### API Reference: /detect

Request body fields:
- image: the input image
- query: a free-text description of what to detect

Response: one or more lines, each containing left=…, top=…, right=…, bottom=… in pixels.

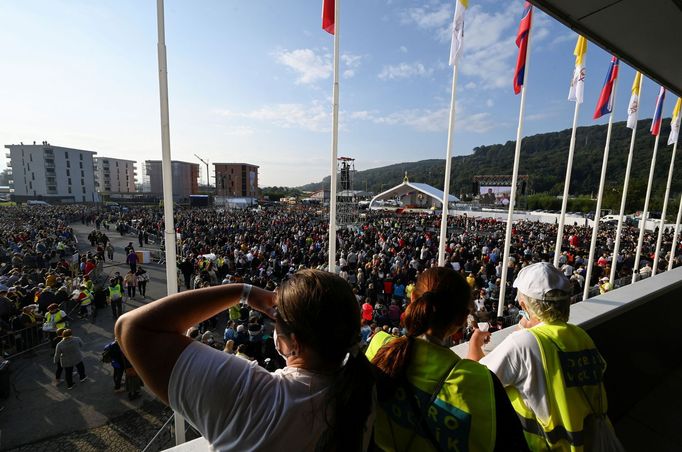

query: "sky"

left=0, top=0, right=674, bottom=187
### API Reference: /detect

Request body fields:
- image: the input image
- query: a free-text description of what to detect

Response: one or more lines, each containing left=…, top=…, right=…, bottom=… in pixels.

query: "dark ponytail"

left=371, top=267, right=471, bottom=381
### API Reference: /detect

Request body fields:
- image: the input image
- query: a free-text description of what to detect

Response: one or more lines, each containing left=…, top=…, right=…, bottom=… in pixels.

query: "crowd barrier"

left=0, top=324, right=49, bottom=358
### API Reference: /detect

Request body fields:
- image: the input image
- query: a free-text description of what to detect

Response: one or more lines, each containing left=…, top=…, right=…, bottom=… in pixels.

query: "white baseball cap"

left=513, top=262, right=571, bottom=300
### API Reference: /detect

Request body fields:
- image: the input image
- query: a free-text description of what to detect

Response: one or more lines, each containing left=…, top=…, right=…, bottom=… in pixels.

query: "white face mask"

left=273, top=329, right=295, bottom=360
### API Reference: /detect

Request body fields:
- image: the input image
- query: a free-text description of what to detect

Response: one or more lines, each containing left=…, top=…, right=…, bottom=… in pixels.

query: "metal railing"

left=0, top=324, right=49, bottom=358
left=142, top=414, right=201, bottom=452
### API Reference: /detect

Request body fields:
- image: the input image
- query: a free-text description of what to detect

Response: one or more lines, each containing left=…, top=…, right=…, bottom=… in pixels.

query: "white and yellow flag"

left=668, top=98, right=681, bottom=145
left=626, top=71, right=642, bottom=129
left=568, top=36, right=587, bottom=103
left=449, top=0, right=468, bottom=66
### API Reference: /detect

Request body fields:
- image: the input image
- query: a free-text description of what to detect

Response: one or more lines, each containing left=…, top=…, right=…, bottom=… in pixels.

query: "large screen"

left=479, top=185, right=512, bottom=206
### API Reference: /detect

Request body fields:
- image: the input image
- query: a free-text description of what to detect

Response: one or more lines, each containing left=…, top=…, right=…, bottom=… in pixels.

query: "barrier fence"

left=0, top=324, right=49, bottom=358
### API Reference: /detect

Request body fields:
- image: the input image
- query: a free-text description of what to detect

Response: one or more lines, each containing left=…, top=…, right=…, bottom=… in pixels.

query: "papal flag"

left=449, top=0, right=469, bottom=66
left=668, top=98, right=681, bottom=145
left=626, top=71, right=642, bottom=129
left=568, top=36, right=587, bottom=103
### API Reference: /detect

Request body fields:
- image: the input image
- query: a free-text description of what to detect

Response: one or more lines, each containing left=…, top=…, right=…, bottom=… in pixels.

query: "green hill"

left=299, top=118, right=680, bottom=212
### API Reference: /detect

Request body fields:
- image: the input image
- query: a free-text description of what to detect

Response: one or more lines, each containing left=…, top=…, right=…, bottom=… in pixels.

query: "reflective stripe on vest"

left=509, top=323, right=606, bottom=452
left=366, top=332, right=496, bottom=452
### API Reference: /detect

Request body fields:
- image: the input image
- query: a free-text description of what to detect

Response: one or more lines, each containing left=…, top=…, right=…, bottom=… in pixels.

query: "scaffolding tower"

left=336, top=157, right=358, bottom=229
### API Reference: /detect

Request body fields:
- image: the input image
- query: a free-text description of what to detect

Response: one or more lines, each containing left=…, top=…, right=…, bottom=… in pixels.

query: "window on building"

left=82, top=186, right=86, bottom=194
left=79, top=162, right=83, bottom=169
left=66, top=161, right=70, bottom=168
left=65, top=152, right=69, bottom=159
left=32, top=173, right=35, bottom=181
left=27, top=163, right=30, bottom=171
left=29, top=181, right=32, bottom=190
left=29, top=154, right=32, bottom=162
left=68, top=178, right=72, bottom=185
left=81, top=170, right=84, bottom=178
left=80, top=154, right=83, bottom=161
left=81, top=179, right=84, bottom=186
left=66, top=169, right=70, bottom=177
left=68, top=187, right=72, bottom=194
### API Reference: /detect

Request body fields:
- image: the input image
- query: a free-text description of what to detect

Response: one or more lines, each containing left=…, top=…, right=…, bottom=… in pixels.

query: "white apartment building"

left=94, top=157, right=136, bottom=194
left=5, top=142, right=98, bottom=203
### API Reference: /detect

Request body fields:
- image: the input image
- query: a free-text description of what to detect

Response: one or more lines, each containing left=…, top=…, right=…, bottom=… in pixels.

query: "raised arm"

left=115, top=283, right=275, bottom=403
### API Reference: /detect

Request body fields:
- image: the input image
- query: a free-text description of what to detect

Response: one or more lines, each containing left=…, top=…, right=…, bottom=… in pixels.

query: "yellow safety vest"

left=366, top=332, right=496, bottom=452
left=506, top=323, right=607, bottom=451
left=80, top=289, right=93, bottom=306
left=109, top=284, right=123, bottom=300
left=46, top=310, right=67, bottom=330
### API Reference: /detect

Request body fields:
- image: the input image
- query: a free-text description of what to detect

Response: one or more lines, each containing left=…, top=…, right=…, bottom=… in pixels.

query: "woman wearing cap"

left=367, top=267, right=527, bottom=451
left=468, top=262, right=619, bottom=451
left=115, top=269, right=375, bottom=451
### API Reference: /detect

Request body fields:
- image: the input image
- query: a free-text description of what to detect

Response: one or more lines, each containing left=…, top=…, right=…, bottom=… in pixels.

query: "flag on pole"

left=626, top=71, right=642, bottom=129
left=568, top=36, right=587, bottom=103
left=322, top=0, right=335, bottom=34
left=593, top=57, right=619, bottom=119
left=651, top=87, right=666, bottom=136
left=449, top=0, right=469, bottom=66
left=513, top=2, right=533, bottom=95
left=667, top=98, right=681, bottom=145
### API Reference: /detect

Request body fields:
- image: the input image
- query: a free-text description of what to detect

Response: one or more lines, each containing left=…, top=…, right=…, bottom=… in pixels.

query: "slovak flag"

left=651, top=87, right=666, bottom=136
left=513, top=2, right=533, bottom=95
left=593, top=57, right=619, bottom=119
left=322, top=0, right=335, bottom=35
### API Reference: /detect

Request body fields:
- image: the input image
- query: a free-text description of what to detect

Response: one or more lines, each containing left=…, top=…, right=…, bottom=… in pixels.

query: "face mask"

left=273, top=329, right=295, bottom=360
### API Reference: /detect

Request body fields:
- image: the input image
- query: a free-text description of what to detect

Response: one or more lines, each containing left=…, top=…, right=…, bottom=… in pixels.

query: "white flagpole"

left=155, top=0, right=184, bottom=444
left=553, top=100, right=581, bottom=268
left=668, top=194, right=682, bottom=271
left=498, top=24, right=533, bottom=318
left=653, top=138, right=679, bottom=273
left=327, top=0, right=340, bottom=273
left=583, top=76, right=619, bottom=301
left=438, top=67, right=459, bottom=267
left=610, top=113, right=641, bottom=284
left=632, top=133, right=662, bottom=283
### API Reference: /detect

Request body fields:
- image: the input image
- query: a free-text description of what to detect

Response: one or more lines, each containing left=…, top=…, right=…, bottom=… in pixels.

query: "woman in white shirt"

left=115, top=269, right=374, bottom=451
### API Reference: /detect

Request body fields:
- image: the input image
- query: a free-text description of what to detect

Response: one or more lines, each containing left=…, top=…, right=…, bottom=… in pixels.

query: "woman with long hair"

left=367, top=267, right=527, bottom=451
left=116, top=269, right=374, bottom=451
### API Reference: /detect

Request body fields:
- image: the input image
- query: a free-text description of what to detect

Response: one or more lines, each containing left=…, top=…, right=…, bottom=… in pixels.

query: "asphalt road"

left=0, top=222, right=177, bottom=451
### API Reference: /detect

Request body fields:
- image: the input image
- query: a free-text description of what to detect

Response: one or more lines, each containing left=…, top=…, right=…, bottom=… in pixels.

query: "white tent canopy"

left=369, top=174, right=459, bottom=209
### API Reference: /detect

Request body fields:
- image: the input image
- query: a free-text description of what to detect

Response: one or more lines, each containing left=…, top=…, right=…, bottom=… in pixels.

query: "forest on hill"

left=297, top=117, right=681, bottom=213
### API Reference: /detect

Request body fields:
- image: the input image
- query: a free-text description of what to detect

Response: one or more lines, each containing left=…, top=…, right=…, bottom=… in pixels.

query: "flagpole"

left=553, top=100, right=581, bottom=267
left=610, top=116, right=640, bottom=284
left=668, top=194, right=682, bottom=271
left=327, top=0, right=340, bottom=273
left=583, top=76, right=619, bottom=301
left=438, top=67, right=459, bottom=267
left=632, top=133, right=661, bottom=282
left=653, top=139, right=678, bottom=273
left=498, top=23, right=533, bottom=318
left=155, top=0, right=184, bottom=444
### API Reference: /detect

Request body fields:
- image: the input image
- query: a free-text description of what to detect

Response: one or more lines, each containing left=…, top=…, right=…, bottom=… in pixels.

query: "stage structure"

left=473, top=175, right=529, bottom=206
left=336, top=157, right=358, bottom=229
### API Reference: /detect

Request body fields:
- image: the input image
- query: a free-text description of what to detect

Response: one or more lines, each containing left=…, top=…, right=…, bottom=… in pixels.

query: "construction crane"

left=194, top=154, right=210, bottom=188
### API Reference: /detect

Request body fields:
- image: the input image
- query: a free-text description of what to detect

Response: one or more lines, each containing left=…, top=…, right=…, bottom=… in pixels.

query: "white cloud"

left=399, top=46, right=408, bottom=53
left=486, top=99, right=494, bottom=108
left=400, top=3, right=452, bottom=32
left=378, top=62, right=433, bottom=80
left=351, top=107, right=495, bottom=133
left=273, top=48, right=331, bottom=85
left=341, top=53, right=363, bottom=79
left=216, top=101, right=330, bottom=132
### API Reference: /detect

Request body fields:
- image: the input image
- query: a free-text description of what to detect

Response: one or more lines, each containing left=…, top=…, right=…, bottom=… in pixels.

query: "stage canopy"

left=369, top=174, right=459, bottom=209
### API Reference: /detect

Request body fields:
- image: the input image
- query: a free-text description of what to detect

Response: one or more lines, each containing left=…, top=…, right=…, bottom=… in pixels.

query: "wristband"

left=240, top=284, right=253, bottom=305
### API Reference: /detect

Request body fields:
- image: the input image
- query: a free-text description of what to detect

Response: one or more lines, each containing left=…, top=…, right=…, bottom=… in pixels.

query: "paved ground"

left=0, top=222, right=180, bottom=451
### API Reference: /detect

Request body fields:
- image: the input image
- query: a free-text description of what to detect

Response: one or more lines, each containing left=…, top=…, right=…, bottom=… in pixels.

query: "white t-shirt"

left=169, top=341, right=334, bottom=451
left=480, top=326, right=551, bottom=422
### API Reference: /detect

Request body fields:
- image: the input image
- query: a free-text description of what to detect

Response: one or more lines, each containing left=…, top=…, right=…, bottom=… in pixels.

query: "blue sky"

left=0, top=0, right=673, bottom=187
